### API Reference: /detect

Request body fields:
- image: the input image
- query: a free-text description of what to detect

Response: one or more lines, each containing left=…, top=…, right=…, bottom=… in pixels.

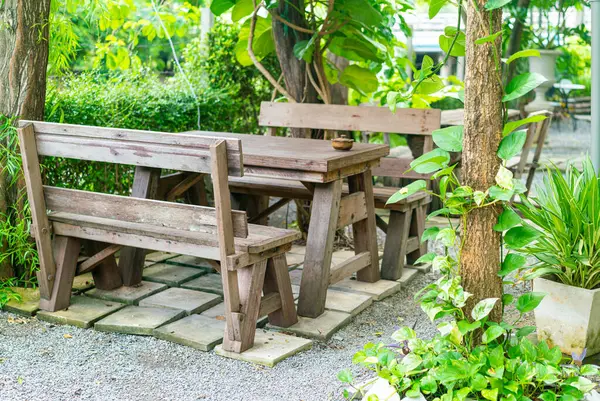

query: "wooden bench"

left=229, top=102, right=441, bottom=281
left=18, top=121, right=300, bottom=353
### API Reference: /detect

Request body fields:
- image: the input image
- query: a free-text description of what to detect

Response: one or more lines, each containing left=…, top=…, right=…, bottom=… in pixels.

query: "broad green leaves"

left=504, top=226, right=541, bottom=249
left=432, top=126, right=463, bottom=152
left=471, top=298, right=499, bottom=321
left=498, top=253, right=526, bottom=277
left=482, top=325, right=505, bottom=344
left=494, top=208, right=521, bottom=232
left=439, top=27, right=466, bottom=57
left=387, top=180, right=427, bottom=205
left=235, top=16, right=275, bottom=66
left=503, top=114, right=547, bottom=136
left=516, top=292, right=546, bottom=313
left=329, top=37, right=381, bottom=63
left=506, top=49, right=541, bottom=65
left=484, top=0, right=511, bottom=10
left=495, top=165, right=514, bottom=189
left=211, top=0, right=236, bottom=16
left=340, top=65, right=378, bottom=94
left=503, top=73, right=547, bottom=102
left=410, top=148, right=451, bottom=174
left=429, top=0, right=448, bottom=19
left=497, top=130, right=527, bottom=160
left=231, top=0, right=254, bottom=22
left=475, top=31, right=502, bottom=45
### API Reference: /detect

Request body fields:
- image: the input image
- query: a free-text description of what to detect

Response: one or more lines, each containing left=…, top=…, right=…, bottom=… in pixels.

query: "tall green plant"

left=507, top=159, right=600, bottom=290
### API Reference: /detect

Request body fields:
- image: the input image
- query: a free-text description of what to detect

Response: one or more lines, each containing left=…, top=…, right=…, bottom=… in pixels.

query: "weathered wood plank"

left=406, top=205, right=428, bottom=265
left=248, top=198, right=291, bottom=224
left=372, top=157, right=430, bottom=180
left=259, top=102, right=441, bottom=135
left=381, top=210, right=412, bottom=281
left=17, top=124, right=56, bottom=300
left=77, top=244, right=122, bottom=275
left=258, top=292, right=282, bottom=318
left=337, top=192, right=368, bottom=229
left=84, top=240, right=122, bottom=290
left=165, top=173, right=205, bottom=201
left=39, top=236, right=80, bottom=312
left=263, top=254, right=298, bottom=327
left=329, top=252, right=371, bottom=285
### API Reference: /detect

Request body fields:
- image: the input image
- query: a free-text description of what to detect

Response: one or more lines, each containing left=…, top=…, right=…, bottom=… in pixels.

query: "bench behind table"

left=228, top=102, right=440, bottom=281
left=18, top=121, right=299, bottom=353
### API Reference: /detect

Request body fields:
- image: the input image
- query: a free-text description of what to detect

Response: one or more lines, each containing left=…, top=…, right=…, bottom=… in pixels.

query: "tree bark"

left=272, top=0, right=318, bottom=138
left=461, top=1, right=504, bottom=322
left=0, top=0, right=52, bottom=279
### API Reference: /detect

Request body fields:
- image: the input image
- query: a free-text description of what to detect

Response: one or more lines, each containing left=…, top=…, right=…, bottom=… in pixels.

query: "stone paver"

left=215, top=330, right=312, bottom=367
left=322, top=289, right=373, bottom=316
left=145, top=251, right=176, bottom=263
left=2, top=287, right=40, bottom=316
left=72, top=273, right=95, bottom=292
left=167, top=255, right=214, bottom=271
left=37, top=296, right=125, bottom=328
left=407, top=263, right=432, bottom=274
left=142, top=263, right=205, bottom=287
left=289, top=269, right=302, bottom=286
left=86, top=281, right=167, bottom=305
left=270, top=310, right=352, bottom=341
left=397, top=267, right=419, bottom=287
left=286, top=253, right=304, bottom=267
left=180, top=274, right=223, bottom=296
left=95, top=305, right=185, bottom=335
left=154, top=314, right=225, bottom=351
left=139, top=288, right=221, bottom=315
left=330, top=278, right=401, bottom=301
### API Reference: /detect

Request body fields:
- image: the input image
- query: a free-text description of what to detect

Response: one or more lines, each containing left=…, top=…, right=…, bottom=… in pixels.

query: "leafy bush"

left=509, top=159, right=600, bottom=290
left=341, top=276, right=599, bottom=401
left=557, top=37, right=592, bottom=96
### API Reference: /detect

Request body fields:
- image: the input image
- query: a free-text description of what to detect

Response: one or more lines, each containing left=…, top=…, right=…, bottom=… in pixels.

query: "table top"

left=441, top=109, right=521, bottom=127
left=186, top=130, right=389, bottom=174
left=553, top=82, right=586, bottom=91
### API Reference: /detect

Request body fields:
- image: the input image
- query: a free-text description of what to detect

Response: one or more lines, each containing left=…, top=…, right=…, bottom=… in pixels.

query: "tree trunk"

left=0, top=0, right=52, bottom=279
left=461, top=1, right=504, bottom=322
left=506, top=0, right=531, bottom=82
left=272, top=0, right=318, bottom=138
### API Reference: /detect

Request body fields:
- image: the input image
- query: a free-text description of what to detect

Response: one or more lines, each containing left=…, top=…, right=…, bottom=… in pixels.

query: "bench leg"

left=118, top=166, right=161, bottom=286
left=39, top=236, right=80, bottom=312
left=85, top=240, right=123, bottom=290
left=298, top=179, right=342, bottom=318
left=406, top=205, right=428, bottom=265
left=264, top=254, right=298, bottom=327
left=222, top=259, right=268, bottom=353
left=348, top=170, right=380, bottom=283
left=381, top=210, right=412, bottom=281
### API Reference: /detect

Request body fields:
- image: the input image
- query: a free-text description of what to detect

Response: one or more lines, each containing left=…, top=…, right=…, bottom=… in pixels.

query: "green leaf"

left=502, top=114, right=548, bottom=136
left=439, top=28, right=466, bottom=57
left=421, top=227, right=440, bottom=243
left=329, top=37, right=381, bottom=63
left=474, top=190, right=486, bottom=206
left=337, top=369, right=353, bottom=383
left=494, top=208, right=521, bottom=231
left=387, top=180, right=427, bottom=205
left=401, top=353, right=422, bottom=372
left=392, top=326, right=417, bottom=341
left=503, top=73, right=548, bottom=102
left=502, top=294, right=514, bottom=305
left=457, top=319, right=480, bottom=334
left=416, top=75, right=445, bottom=95
left=231, top=0, right=253, bottom=22
left=488, top=345, right=505, bottom=367
left=210, top=0, right=236, bottom=15
left=504, top=226, right=541, bottom=249
left=484, top=0, right=511, bottom=9
left=432, top=126, right=463, bottom=152
left=495, top=165, right=514, bottom=189
left=339, top=65, right=378, bottom=95
left=498, top=130, right=527, bottom=160
left=506, top=49, right=541, bottom=65
left=488, top=186, right=514, bottom=201
left=475, top=31, right=502, bottom=45
left=482, top=326, right=505, bottom=344
left=293, top=38, right=315, bottom=63
left=429, top=0, right=448, bottom=18
left=581, top=365, right=600, bottom=376
left=436, top=228, right=456, bottom=247
left=471, top=298, right=499, bottom=321
left=516, top=326, right=536, bottom=338
left=498, top=253, right=526, bottom=277
left=482, top=388, right=498, bottom=401
left=516, top=292, right=545, bottom=313
left=539, top=391, right=557, bottom=401
left=410, top=148, right=451, bottom=174
left=337, top=0, right=383, bottom=26
left=414, top=253, right=436, bottom=265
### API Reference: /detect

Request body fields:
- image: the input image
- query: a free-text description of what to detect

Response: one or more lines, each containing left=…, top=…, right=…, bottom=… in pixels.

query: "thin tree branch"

left=306, top=62, right=327, bottom=101
left=271, top=73, right=284, bottom=101
left=269, top=10, right=315, bottom=34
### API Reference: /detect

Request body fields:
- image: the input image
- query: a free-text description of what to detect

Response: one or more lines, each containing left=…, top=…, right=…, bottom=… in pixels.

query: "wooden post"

left=381, top=210, right=412, bottom=280
left=39, top=236, right=80, bottom=312
left=85, top=241, right=123, bottom=290
left=263, top=254, right=298, bottom=327
left=118, top=166, right=160, bottom=286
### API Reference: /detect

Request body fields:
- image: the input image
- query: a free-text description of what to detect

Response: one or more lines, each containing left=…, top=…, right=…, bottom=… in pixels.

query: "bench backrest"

left=258, top=102, right=441, bottom=180
left=18, top=122, right=245, bottom=294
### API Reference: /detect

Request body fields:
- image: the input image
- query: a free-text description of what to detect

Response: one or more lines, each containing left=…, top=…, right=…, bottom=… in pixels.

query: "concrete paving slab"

left=288, top=245, right=306, bottom=255
left=407, top=263, right=432, bottom=273
left=289, top=269, right=303, bottom=286
left=145, top=251, right=176, bottom=263
left=397, top=267, right=419, bottom=287
left=180, top=274, right=223, bottom=296
left=154, top=314, right=224, bottom=351
left=330, top=278, right=401, bottom=301
left=215, top=330, right=312, bottom=367
left=2, top=287, right=40, bottom=316
left=323, top=289, right=373, bottom=316
left=139, top=288, right=221, bottom=315
left=95, top=305, right=185, bottom=335
left=37, top=296, right=125, bottom=328
left=142, top=263, right=205, bottom=287
left=269, top=310, right=352, bottom=341
left=72, top=273, right=95, bottom=292
left=167, top=255, right=214, bottom=271
left=201, top=303, right=268, bottom=327
left=286, top=253, right=305, bottom=267
left=86, top=281, right=167, bottom=305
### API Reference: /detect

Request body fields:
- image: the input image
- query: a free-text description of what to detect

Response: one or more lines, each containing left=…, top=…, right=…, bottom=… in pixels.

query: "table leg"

left=297, top=179, right=342, bottom=318
left=348, top=170, right=380, bottom=283
left=118, top=166, right=161, bottom=286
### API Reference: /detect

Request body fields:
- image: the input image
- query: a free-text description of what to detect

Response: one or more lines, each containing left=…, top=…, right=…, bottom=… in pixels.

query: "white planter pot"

left=527, top=49, right=561, bottom=111
left=534, top=277, right=600, bottom=356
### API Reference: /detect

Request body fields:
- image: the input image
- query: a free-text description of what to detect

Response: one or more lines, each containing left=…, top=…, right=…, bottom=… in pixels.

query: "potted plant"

left=506, top=159, right=600, bottom=356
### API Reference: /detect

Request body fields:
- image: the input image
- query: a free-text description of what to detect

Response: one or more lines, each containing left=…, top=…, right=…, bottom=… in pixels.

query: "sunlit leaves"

left=339, top=65, right=378, bottom=95
left=482, top=325, right=505, bottom=344
left=432, top=126, right=463, bottom=152
left=410, top=148, right=451, bottom=174
left=429, top=0, right=448, bottom=19
left=516, top=292, right=546, bottom=313
left=503, top=73, right=548, bottom=102
left=504, top=226, right=541, bottom=249
left=475, top=31, right=502, bottom=45
left=494, top=208, right=521, bottom=232
left=498, top=253, right=526, bottom=277
left=471, top=298, right=499, bottom=321
left=495, top=166, right=514, bottom=189
left=484, top=0, right=511, bottom=10
left=387, top=180, right=427, bottom=204
left=502, top=114, right=547, bottom=136
left=506, top=49, right=541, bottom=65
left=497, top=130, right=527, bottom=160
left=439, top=27, right=466, bottom=57
left=211, top=0, right=236, bottom=15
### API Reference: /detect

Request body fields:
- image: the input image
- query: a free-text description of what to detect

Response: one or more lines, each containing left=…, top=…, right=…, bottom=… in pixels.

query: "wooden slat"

left=381, top=210, right=412, bottom=280
left=77, top=244, right=122, bottom=275
left=21, top=121, right=244, bottom=176
left=165, top=173, right=205, bottom=201
left=39, top=236, right=80, bottom=312
left=258, top=292, right=282, bottom=317
left=83, top=240, right=123, bottom=290
left=329, top=252, right=372, bottom=285
left=44, top=186, right=249, bottom=238
left=259, top=102, right=441, bottom=135
left=248, top=198, right=291, bottom=224
left=372, top=157, right=430, bottom=180
left=262, top=254, right=298, bottom=327
left=18, top=124, right=56, bottom=299
left=337, top=192, right=368, bottom=229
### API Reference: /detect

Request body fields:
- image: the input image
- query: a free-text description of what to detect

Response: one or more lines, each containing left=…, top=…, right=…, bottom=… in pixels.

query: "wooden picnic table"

left=125, top=131, right=390, bottom=318
left=441, top=108, right=521, bottom=127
